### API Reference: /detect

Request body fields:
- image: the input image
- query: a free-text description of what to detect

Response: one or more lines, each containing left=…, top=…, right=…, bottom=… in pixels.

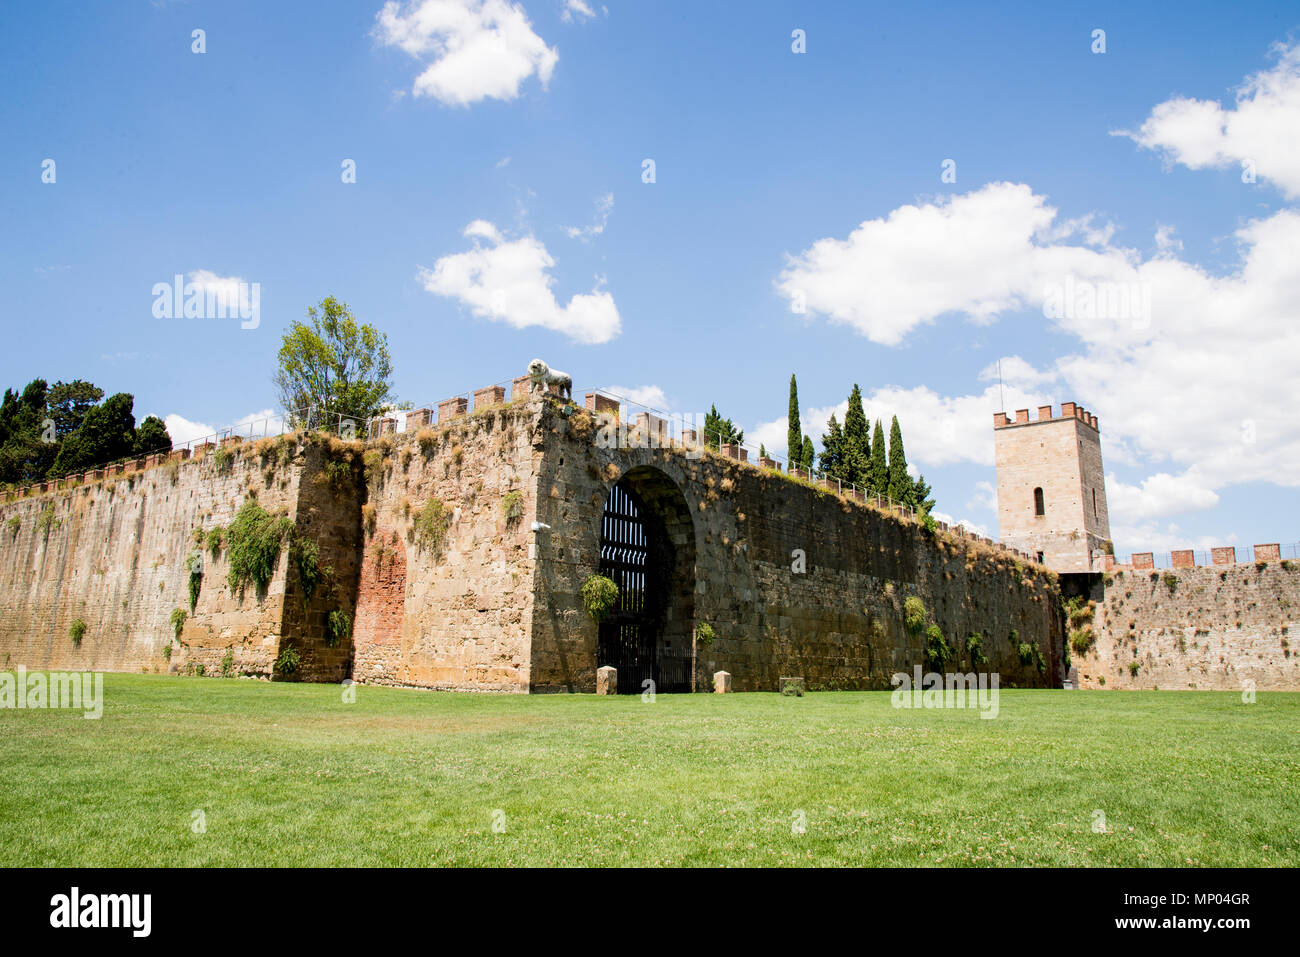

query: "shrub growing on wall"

left=326, top=608, right=351, bottom=648
left=185, top=552, right=203, bottom=611
left=226, top=501, right=294, bottom=593
left=69, top=618, right=87, bottom=647
left=275, top=645, right=301, bottom=678
left=170, top=608, right=187, bottom=640
left=924, top=624, right=951, bottom=671
left=414, top=498, right=451, bottom=551
left=696, top=621, right=716, bottom=646
left=582, top=574, right=619, bottom=623
left=501, top=490, right=524, bottom=522
left=903, top=596, right=926, bottom=634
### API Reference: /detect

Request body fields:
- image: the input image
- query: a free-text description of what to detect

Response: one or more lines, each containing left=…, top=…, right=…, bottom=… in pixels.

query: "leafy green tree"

left=887, top=415, right=910, bottom=504
left=907, top=472, right=936, bottom=516
left=274, top=296, right=396, bottom=427
left=869, top=418, right=888, bottom=495
left=787, top=374, right=801, bottom=465
left=134, top=415, right=173, bottom=455
left=703, top=404, right=744, bottom=449
left=801, top=435, right=815, bottom=470
left=46, top=380, right=103, bottom=442
left=819, top=414, right=845, bottom=477
left=0, top=379, right=51, bottom=484
left=52, top=393, right=137, bottom=475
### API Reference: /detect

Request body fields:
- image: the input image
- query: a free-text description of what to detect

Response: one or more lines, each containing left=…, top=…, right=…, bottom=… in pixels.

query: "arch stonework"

left=527, top=401, right=1061, bottom=692
left=595, top=466, right=697, bottom=692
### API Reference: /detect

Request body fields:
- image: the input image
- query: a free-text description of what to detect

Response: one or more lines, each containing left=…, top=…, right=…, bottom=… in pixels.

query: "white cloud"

left=775, top=182, right=1134, bottom=345
left=565, top=192, right=613, bottom=241
left=603, top=384, right=669, bottom=411
left=373, top=0, right=558, bottom=107
left=773, top=169, right=1300, bottom=527
left=185, top=269, right=256, bottom=315
left=561, top=0, right=595, bottom=22
left=495, top=156, right=511, bottom=168
left=1154, top=223, right=1183, bottom=252
left=1116, top=42, right=1300, bottom=198
left=420, top=220, right=621, bottom=343
left=1106, top=471, right=1220, bottom=524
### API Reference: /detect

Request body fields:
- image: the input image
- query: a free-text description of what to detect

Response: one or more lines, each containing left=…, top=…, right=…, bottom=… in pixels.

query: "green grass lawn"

left=1, top=674, right=1296, bottom=867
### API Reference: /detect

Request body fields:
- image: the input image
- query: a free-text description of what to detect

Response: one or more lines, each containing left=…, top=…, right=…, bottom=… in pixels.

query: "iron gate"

left=597, top=484, right=692, bottom=693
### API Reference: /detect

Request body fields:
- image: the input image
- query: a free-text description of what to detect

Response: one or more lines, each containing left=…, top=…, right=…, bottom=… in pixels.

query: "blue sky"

left=2, top=0, right=1298, bottom=556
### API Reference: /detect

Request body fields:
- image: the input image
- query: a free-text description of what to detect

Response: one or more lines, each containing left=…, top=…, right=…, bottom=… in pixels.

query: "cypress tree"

left=887, top=415, right=910, bottom=504
left=869, top=418, right=888, bottom=495
left=801, top=435, right=815, bottom=470
left=842, top=384, right=870, bottom=486
left=787, top=374, right=801, bottom=465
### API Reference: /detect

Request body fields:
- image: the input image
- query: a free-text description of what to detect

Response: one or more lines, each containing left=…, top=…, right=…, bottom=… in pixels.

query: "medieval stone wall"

left=532, top=403, right=1063, bottom=693
left=0, top=443, right=304, bottom=677
left=348, top=400, right=540, bottom=692
left=1074, top=561, right=1300, bottom=690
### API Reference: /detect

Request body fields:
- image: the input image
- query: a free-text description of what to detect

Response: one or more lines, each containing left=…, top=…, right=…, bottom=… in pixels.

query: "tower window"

left=1093, top=488, right=1098, bottom=519
left=1033, top=487, right=1045, bottom=517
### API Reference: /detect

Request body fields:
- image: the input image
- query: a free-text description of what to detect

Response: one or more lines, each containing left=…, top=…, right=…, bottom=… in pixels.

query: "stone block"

left=584, top=392, right=619, bottom=415
left=1131, top=552, right=1154, bottom=570
left=438, top=397, right=468, bottom=422
left=713, top=670, right=731, bottom=694
left=596, top=665, right=617, bottom=696
left=474, top=385, right=506, bottom=410
left=511, top=375, right=532, bottom=402
left=1171, top=549, right=1195, bottom=569
left=634, top=412, right=669, bottom=447
left=1254, top=543, right=1281, bottom=563
left=779, top=676, right=805, bottom=696
left=1211, top=546, right=1236, bottom=566
left=407, top=408, right=433, bottom=429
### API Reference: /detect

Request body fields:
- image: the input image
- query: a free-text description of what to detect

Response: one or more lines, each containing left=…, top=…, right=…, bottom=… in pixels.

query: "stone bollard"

left=779, top=676, right=805, bottom=697
left=713, top=671, right=731, bottom=694
left=596, top=666, right=617, bottom=696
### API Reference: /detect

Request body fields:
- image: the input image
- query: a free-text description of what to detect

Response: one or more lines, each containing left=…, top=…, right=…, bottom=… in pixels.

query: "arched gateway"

left=596, top=466, right=696, bottom=693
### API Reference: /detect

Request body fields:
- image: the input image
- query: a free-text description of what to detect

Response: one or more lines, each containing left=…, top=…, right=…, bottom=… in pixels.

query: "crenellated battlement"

left=993, top=401, right=1099, bottom=433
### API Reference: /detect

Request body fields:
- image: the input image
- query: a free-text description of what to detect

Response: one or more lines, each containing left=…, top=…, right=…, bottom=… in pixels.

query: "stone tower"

left=993, top=402, right=1111, bottom=573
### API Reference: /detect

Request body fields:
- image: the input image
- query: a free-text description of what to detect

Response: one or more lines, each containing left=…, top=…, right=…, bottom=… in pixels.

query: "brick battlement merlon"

left=993, top=401, right=1099, bottom=433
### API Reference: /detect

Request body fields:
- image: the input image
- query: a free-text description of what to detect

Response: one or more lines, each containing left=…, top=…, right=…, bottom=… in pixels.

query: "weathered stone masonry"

left=0, top=394, right=1064, bottom=692
left=1073, top=561, right=1300, bottom=691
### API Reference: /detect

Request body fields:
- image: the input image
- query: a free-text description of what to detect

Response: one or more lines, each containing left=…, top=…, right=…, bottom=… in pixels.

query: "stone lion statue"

left=527, top=358, right=572, bottom=400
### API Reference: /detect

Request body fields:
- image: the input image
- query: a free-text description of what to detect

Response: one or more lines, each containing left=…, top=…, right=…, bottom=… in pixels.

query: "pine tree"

left=801, top=435, right=815, bottom=470
left=842, top=384, right=870, bottom=486
left=887, top=415, right=910, bottom=504
left=787, top=374, right=801, bottom=465
left=908, top=473, right=936, bottom=516
left=820, top=414, right=845, bottom=478
left=703, top=404, right=743, bottom=449
left=869, top=418, right=888, bottom=495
